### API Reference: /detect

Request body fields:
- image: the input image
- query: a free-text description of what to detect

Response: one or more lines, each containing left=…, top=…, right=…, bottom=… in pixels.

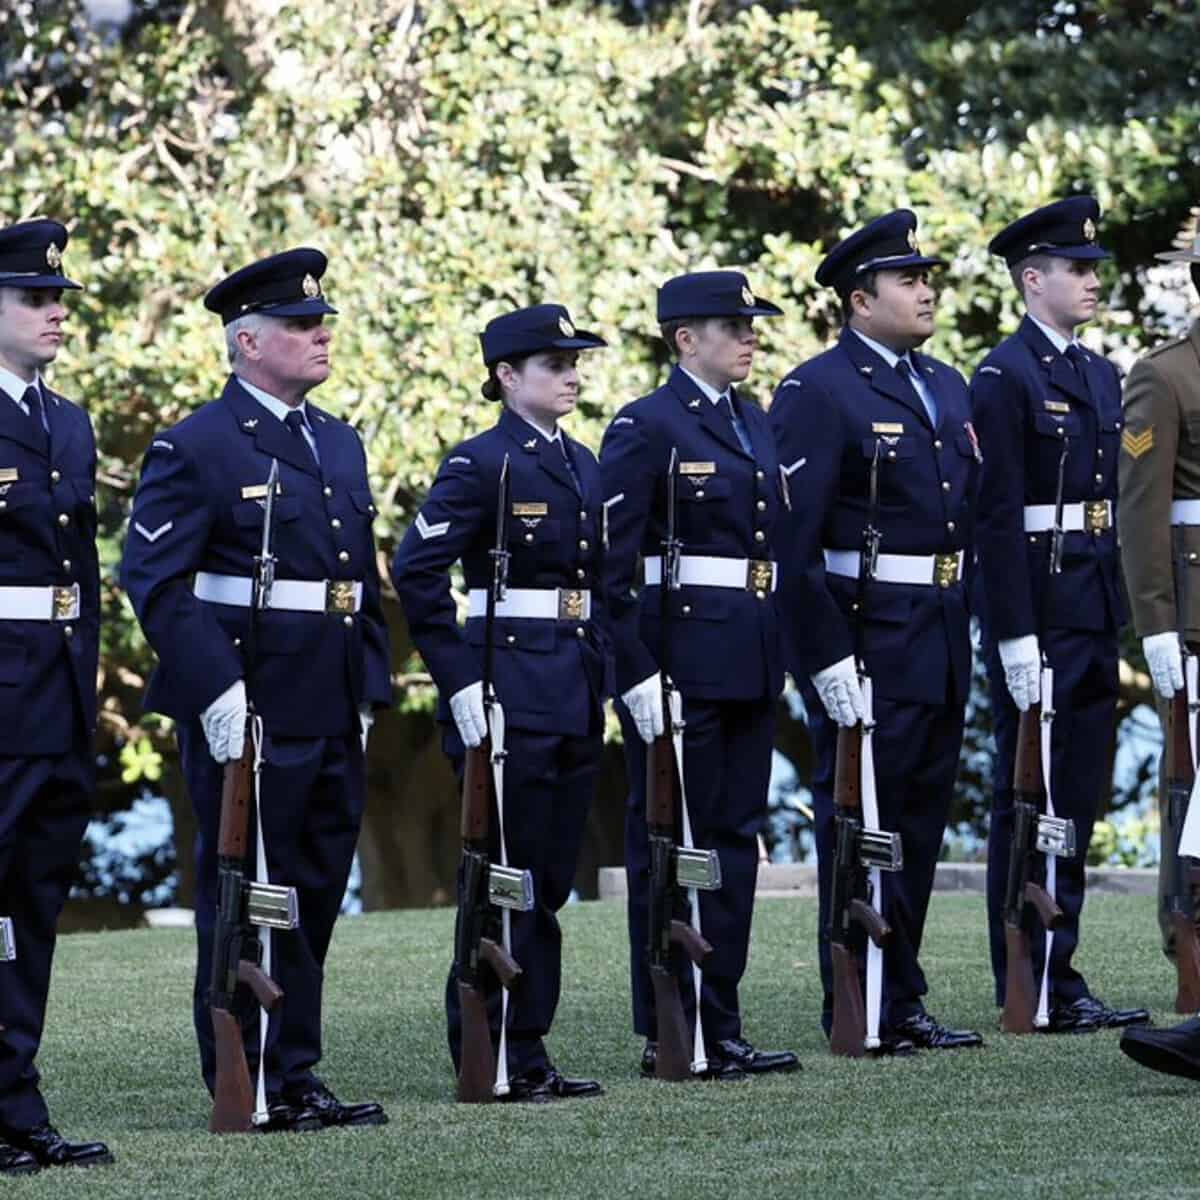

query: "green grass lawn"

left=16, top=893, right=1200, bottom=1199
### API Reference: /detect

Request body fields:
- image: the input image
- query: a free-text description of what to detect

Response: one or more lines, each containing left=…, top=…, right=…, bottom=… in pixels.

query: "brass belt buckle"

left=558, top=588, right=586, bottom=620
left=325, top=580, right=357, bottom=613
left=745, top=559, right=774, bottom=596
left=932, top=554, right=959, bottom=589
left=52, top=584, right=80, bottom=620
left=1085, top=501, right=1110, bottom=533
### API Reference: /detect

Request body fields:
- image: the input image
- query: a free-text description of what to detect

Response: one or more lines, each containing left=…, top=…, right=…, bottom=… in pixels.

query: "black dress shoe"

left=3, top=1123, right=113, bottom=1168
left=503, top=1066, right=603, bottom=1102
left=640, top=1040, right=747, bottom=1081
left=0, top=1141, right=38, bottom=1176
left=1121, top=1016, right=1200, bottom=1080
left=891, top=1012, right=984, bottom=1050
left=255, top=1103, right=323, bottom=1134
left=712, top=1037, right=801, bottom=1075
left=1040, top=996, right=1152, bottom=1034
left=282, top=1082, right=388, bottom=1128
left=868, top=1032, right=919, bottom=1058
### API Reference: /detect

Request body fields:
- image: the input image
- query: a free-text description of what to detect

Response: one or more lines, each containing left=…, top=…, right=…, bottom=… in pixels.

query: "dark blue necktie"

left=1065, top=344, right=1092, bottom=396
left=559, top=438, right=581, bottom=494
left=723, top=394, right=754, bottom=456
left=897, top=358, right=938, bottom=427
left=21, top=386, right=49, bottom=451
left=284, top=409, right=319, bottom=465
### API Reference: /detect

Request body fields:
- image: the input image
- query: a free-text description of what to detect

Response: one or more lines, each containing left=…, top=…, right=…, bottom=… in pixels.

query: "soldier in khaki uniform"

left=1116, top=231, right=1200, bottom=958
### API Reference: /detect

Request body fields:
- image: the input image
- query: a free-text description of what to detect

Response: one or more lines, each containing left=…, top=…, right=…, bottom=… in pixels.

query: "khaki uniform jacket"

left=1118, top=319, right=1200, bottom=638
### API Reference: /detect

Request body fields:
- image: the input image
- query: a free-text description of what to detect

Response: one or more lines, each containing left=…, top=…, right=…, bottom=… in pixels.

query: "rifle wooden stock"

left=834, top=723, right=861, bottom=812
left=479, top=936, right=522, bottom=988
left=218, top=745, right=253, bottom=859
left=646, top=733, right=676, bottom=827
left=456, top=982, right=495, bottom=1104
left=650, top=966, right=692, bottom=1081
left=237, top=960, right=284, bottom=1012
left=462, top=741, right=491, bottom=840
left=848, top=897, right=890, bottom=946
left=1001, top=706, right=1048, bottom=1036
left=669, top=917, right=711, bottom=964
left=829, top=943, right=866, bottom=1058
left=210, top=1009, right=256, bottom=1134
left=1166, top=689, right=1200, bottom=1012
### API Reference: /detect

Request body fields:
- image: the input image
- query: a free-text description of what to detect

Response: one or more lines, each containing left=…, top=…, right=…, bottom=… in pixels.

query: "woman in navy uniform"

left=392, top=304, right=610, bottom=1103
left=0, top=220, right=112, bottom=1173
left=972, top=197, right=1147, bottom=1033
left=770, top=211, right=983, bottom=1052
left=600, top=271, right=799, bottom=1079
left=122, top=249, right=393, bottom=1132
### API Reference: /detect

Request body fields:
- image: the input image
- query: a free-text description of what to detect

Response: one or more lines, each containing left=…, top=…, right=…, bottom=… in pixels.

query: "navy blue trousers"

left=0, top=743, right=93, bottom=1132
left=983, top=627, right=1118, bottom=1006
left=179, top=720, right=364, bottom=1100
left=444, top=727, right=600, bottom=1077
left=805, top=684, right=964, bottom=1032
left=619, top=695, right=774, bottom=1045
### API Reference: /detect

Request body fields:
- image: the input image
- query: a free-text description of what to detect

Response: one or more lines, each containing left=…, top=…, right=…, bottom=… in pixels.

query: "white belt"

left=1172, top=499, right=1200, bottom=525
left=1023, top=500, right=1112, bottom=533
left=643, top=554, right=777, bottom=593
left=467, top=587, right=591, bottom=621
left=823, top=548, right=963, bottom=588
left=194, top=571, right=362, bottom=613
left=0, top=583, right=80, bottom=621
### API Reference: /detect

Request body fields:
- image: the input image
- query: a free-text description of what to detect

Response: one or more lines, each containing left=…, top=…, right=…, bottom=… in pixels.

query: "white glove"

left=998, top=635, right=1041, bottom=712
left=201, top=679, right=247, bottom=764
left=450, top=681, right=488, bottom=748
left=1144, top=631, right=1185, bottom=700
left=358, top=704, right=375, bottom=753
left=621, top=673, right=665, bottom=744
left=810, top=655, right=866, bottom=728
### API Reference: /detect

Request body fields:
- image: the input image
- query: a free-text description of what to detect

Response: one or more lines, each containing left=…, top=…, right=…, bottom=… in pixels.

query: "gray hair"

left=224, top=312, right=268, bottom=367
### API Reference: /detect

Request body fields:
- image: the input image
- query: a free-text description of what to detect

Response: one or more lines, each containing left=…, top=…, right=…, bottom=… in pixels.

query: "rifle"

left=999, top=438, right=1076, bottom=1034
left=1165, top=529, right=1200, bottom=1012
left=829, top=439, right=903, bottom=1058
left=646, top=447, right=721, bottom=1080
left=209, top=459, right=301, bottom=1134
left=455, top=453, right=535, bottom=1103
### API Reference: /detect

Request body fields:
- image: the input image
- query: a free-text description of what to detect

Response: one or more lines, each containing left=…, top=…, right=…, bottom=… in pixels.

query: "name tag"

left=871, top=422, right=904, bottom=434
left=0, top=468, right=18, bottom=483
left=678, top=461, right=716, bottom=476
left=241, top=483, right=282, bottom=500
left=1044, top=400, right=1071, bottom=414
left=512, top=502, right=549, bottom=516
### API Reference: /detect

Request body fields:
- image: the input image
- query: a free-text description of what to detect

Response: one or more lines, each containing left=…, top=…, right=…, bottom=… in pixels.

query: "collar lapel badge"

left=523, top=437, right=538, bottom=450
left=242, top=417, right=259, bottom=429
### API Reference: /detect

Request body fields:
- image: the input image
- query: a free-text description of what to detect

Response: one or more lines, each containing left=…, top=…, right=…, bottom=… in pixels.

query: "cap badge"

left=45, top=243, right=62, bottom=270
left=906, top=228, right=918, bottom=252
left=1083, top=217, right=1096, bottom=242
left=741, top=285, right=755, bottom=306
left=302, top=273, right=320, bottom=298
left=558, top=315, right=575, bottom=337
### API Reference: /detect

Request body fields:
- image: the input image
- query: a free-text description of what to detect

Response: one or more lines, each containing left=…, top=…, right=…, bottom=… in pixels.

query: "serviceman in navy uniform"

left=393, top=304, right=610, bottom=1103
left=122, top=249, right=393, bottom=1131
left=601, top=271, right=800, bottom=1079
left=972, top=197, right=1148, bottom=1033
left=771, top=211, right=983, bottom=1052
left=0, top=220, right=112, bottom=1172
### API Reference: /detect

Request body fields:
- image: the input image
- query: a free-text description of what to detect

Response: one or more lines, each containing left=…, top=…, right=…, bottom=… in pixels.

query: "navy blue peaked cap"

left=816, top=209, right=946, bottom=293
left=656, top=271, right=782, bottom=321
left=480, top=304, right=606, bottom=367
left=989, top=196, right=1110, bottom=266
left=204, top=248, right=338, bottom=325
left=0, top=219, right=81, bottom=290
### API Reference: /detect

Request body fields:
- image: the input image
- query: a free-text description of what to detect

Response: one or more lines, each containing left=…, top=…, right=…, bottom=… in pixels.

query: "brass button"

left=1191, top=553, right=1199, bottom=562
left=1097, top=449, right=1104, bottom=459
left=756, top=500, right=767, bottom=511
left=576, top=568, right=585, bottom=580
left=233, top=637, right=241, bottom=647
left=681, top=604, right=692, bottom=615
left=63, top=625, right=74, bottom=638
left=524, top=533, right=534, bottom=543
left=947, top=521, right=956, bottom=532
left=579, top=510, right=587, bottom=520
left=343, top=615, right=354, bottom=627
left=62, top=559, right=71, bottom=571
left=1094, top=473, right=1103, bottom=484
left=942, top=481, right=951, bottom=492
left=1056, top=427, right=1064, bottom=437
left=0, top=501, right=6, bottom=511
left=323, top=485, right=333, bottom=497
left=331, top=518, right=342, bottom=530
left=756, top=470, right=765, bottom=481
left=933, top=439, right=943, bottom=450
left=1029, top=536, right=1037, bottom=544
left=506, top=634, right=516, bottom=645
left=695, top=489, right=705, bottom=498
left=755, top=589, right=766, bottom=600
left=50, top=469, right=61, bottom=483
left=57, top=512, right=69, bottom=527
left=338, top=550, right=350, bottom=563
left=754, top=530, right=765, bottom=543
left=579, top=539, right=589, bottom=551
left=575, top=627, right=585, bottom=638
left=887, top=450, right=897, bottom=460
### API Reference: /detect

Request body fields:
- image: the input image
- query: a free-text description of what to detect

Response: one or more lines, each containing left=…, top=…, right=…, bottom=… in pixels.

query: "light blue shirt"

left=1028, top=314, right=1078, bottom=357
left=852, top=328, right=938, bottom=427
left=0, top=365, right=42, bottom=419
left=236, top=377, right=319, bottom=463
